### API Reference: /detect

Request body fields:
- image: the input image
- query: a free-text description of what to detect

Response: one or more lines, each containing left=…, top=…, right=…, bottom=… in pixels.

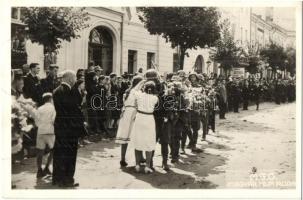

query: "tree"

left=137, top=7, right=221, bottom=70
left=245, top=42, right=261, bottom=74
left=260, top=41, right=287, bottom=78
left=285, top=47, right=296, bottom=77
left=21, top=7, right=90, bottom=70
left=211, top=19, right=242, bottom=76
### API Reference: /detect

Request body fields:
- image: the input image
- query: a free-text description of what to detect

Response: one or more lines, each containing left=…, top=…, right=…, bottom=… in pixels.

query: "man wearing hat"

left=23, top=63, right=43, bottom=106
left=121, top=72, right=130, bottom=97
left=41, top=64, right=60, bottom=94
left=94, top=65, right=103, bottom=77
left=109, top=73, right=120, bottom=129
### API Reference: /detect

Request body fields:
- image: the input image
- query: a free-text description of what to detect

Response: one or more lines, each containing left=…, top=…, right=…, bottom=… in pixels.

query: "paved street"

left=12, top=102, right=296, bottom=189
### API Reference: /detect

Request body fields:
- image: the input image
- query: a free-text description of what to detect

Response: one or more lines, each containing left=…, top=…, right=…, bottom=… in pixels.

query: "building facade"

left=11, top=7, right=296, bottom=77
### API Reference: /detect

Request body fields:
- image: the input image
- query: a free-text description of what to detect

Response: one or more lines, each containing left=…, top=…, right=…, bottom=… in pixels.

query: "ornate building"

left=11, top=7, right=296, bottom=77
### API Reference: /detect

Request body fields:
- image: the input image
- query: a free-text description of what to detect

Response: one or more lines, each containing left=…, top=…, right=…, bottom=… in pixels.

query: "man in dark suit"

left=230, top=79, right=241, bottom=113
left=23, top=63, right=43, bottom=106
left=41, top=64, right=60, bottom=94
left=217, top=80, right=227, bottom=119
left=52, top=70, right=86, bottom=188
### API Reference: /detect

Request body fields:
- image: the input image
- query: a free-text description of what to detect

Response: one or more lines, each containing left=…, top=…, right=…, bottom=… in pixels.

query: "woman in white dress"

left=131, top=81, right=159, bottom=174
left=115, top=76, right=144, bottom=167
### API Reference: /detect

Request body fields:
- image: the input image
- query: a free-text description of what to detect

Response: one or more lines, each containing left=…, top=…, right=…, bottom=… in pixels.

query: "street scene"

left=12, top=102, right=296, bottom=189
left=10, top=6, right=298, bottom=191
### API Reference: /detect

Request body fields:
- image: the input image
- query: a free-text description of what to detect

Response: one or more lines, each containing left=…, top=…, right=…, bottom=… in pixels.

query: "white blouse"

left=134, top=91, right=158, bottom=113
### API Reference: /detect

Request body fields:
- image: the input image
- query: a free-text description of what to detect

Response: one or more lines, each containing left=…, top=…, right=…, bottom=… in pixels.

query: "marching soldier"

left=241, top=79, right=250, bottom=110
left=208, top=88, right=217, bottom=134
left=217, top=79, right=227, bottom=119
left=251, top=80, right=263, bottom=110
left=274, top=79, right=283, bottom=105
left=188, top=72, right=203, bottom=153
left=230, top=79, right=241, bottom=113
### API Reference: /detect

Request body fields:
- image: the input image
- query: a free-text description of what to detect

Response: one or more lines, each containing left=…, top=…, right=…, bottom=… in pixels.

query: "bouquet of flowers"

left=11, top=95, right=36, bottom=155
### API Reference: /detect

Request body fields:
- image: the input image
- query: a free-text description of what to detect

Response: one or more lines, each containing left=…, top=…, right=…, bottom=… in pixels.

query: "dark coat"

left=41, top=75, right=60, bottom=94
left=53, top=83, right=86, bottom=139
left=53, top=83, right=84, bottom=185
left=96, top=84, right=107, bottom=119
left=230, top=83, right=241, bottom=102
left=110, top=82, right=121, bottom=119
left=23, top=73, right=43, bottom=105
left=241, top=85, right=250, bottom=100
left=251, top=85, right=262, bottom=100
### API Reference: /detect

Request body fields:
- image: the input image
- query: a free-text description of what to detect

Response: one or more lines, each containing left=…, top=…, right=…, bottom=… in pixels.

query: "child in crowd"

left=24, top=93, right=56, bottom=178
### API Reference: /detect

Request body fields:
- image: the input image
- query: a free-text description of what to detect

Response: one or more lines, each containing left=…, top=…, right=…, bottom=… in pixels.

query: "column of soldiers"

left=223, top=75, right=296, bottom=112
left=149, top=70, right=296, bottom=170
left=150, top=70, right=221, bottom=170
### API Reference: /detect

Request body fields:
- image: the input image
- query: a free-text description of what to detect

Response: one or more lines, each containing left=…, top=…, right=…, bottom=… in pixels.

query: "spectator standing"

left=23, top=63, right=43, bottom=106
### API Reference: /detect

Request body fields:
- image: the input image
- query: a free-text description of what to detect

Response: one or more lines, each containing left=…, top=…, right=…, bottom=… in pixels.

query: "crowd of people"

left=11, top=61, right=296, bottom=187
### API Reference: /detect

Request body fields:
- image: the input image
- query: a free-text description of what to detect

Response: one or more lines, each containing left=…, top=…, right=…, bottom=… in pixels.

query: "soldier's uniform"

left=208, top=90, right=217, bottom=133
left=280, top=80, right=287, bottom=103
left=23, top=72, right=43, bottom=106
left=226, top=80, right=233, bottom=112
left=274, top=80, right=283, bottom=105
left=241, top=81, right=250, bottom=110
left=170, top=83, right=192, bottom=162
left=251, top=83, right=262, bottom=110
left=188, top=78, right=202, bottom=152
left=155, top=92, right=172, bottom=170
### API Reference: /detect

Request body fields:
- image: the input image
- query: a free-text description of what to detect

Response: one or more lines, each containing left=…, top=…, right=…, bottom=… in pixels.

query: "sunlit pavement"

left=12, top=102, right=296, bottom=189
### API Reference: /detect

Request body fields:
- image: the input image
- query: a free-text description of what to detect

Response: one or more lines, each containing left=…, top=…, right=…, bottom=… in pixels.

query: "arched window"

left=194, top=55, right=205, bottom=74
left=88, top=26, right=113, bottom=75
left=90, top=29, right=101, bottom=44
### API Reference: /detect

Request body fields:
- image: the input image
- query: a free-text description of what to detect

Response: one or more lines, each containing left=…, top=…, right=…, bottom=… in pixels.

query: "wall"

left=56, top=7, right=123, bottom=74
left=121, top=8, right=175, bottom=74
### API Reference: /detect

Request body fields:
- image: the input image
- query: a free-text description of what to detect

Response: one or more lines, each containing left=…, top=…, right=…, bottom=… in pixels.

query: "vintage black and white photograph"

left=3, top=1, right=302, bottom=198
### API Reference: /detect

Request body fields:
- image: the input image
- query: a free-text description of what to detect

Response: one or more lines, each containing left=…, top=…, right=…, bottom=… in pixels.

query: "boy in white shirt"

left=25, top=93, right=56, bottom=178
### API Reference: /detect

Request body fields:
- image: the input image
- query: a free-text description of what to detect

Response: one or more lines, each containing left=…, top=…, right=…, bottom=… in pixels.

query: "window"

left=128, top=50, right=137, bottom=74
left=11, top=7, right=26, bottom=21
left=147, top=52, right=155, bottom=69
left=88, top=26, right=113, bottom=75
left=173, top=53, right=180, bottom=72
left=11, top=8, right=19, bottom=19
left=11, top=8, right=27, bottom=69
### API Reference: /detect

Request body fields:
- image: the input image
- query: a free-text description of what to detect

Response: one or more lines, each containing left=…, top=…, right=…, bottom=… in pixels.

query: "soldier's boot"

left=162, top=158, right=170, bottom=171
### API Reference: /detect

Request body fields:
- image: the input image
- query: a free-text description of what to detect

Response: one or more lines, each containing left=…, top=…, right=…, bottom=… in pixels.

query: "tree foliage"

left=211, top=19, right=242, bottom=73
left=22, top=7, right=90, bottom=52
left=137, top=7, right=221, bottom=69
left=244, top=42, right=261, bottom=74
left=259, top=42, right=287, bottom=73
left=285, top=47, right=296, bottom=76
